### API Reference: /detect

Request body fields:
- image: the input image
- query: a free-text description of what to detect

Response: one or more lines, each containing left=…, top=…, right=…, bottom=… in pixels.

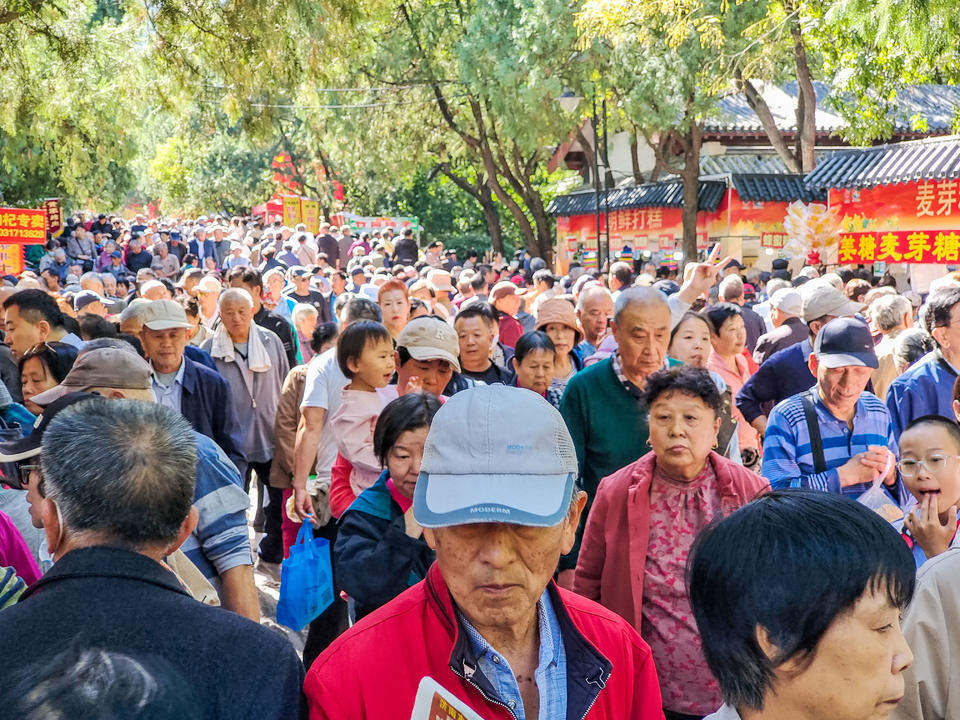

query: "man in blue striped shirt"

left=762, top=317, right=904, bottom=503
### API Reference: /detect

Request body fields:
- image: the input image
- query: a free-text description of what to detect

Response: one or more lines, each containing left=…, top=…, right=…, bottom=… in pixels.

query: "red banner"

left=761, top=231, right=788, bottom=249
left=838, top=230, right=960, bottom=264
left=43, top=198, right=63, bottom=237
left=0, top=208, right=46, bottom=244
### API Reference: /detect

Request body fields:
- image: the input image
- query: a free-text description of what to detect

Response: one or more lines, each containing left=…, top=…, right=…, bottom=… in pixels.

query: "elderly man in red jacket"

left=305, top=384, right=665, bottom=720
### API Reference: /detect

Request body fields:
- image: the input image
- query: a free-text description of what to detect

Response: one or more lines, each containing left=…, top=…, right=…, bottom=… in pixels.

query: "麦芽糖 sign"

left=838, top=230, right=960, bottom=264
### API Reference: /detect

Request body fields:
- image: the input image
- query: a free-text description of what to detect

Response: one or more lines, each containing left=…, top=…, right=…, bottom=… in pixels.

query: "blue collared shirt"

left=151, top=359, right=187, bottom=414
left=762, top=388, right=905, bottom=503
left=58, top=332, right=84, bottom=350
left=459, top=590, right=566, bottom=720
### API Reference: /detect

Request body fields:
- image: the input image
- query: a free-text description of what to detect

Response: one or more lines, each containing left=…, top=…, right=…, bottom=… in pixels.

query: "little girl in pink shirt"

left=330, top=321, right=399, bottom=496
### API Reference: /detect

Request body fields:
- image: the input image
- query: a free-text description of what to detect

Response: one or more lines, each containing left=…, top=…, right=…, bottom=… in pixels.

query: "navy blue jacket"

left=334, top=471, right=434, bottom=620
left=0, top=547, right=304, bottom=719
left=188, top=238, right=217, bottom=262
left=179, top=356, right=246, bottom=473
left=736, top=340, right=815, bottom=423
left=183, top=344, right=217, bottom=372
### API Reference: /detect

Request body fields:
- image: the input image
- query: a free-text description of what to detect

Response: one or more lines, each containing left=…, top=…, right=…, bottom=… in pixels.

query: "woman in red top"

left=575, top=366, right=769, bottom=720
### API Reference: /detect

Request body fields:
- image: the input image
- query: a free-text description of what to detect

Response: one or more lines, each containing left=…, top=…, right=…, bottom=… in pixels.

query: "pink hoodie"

left=330, top=386, right=399, bottom=496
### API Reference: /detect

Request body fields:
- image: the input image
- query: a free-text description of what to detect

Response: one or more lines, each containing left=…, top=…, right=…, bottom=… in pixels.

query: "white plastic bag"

left=857, top=453, right=902, bottom=523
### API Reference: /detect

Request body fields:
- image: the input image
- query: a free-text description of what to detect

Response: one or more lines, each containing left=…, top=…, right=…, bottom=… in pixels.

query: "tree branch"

left=735, top=70, right=801, bottom=173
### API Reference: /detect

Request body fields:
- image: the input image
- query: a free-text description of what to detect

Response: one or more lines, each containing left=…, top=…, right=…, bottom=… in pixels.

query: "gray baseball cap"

left=769, top=288, right=803, bottom=317
left=31, top=348, right=152, bottom=406
left=801, top=282, right=863, bottom=323
left=142, top=300, right=192, bottom=330
left=413, top=384, right=578, bottom=528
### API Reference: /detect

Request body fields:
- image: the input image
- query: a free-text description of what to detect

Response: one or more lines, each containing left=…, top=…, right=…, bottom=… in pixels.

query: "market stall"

left=805, top=135, right=960, bottom=287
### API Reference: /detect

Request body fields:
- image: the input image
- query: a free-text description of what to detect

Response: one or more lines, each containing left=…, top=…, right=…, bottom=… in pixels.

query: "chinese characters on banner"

left=607, top=207, right=665, bottom=234
left=838, top=230, right=960, bottom=264
left=0, top=208, right=46, bottom=244
left=282, top=196, right=302, bottom=227
left=0, top=245, right=25, bottom=275
left=300, top=198, right=320, bottom=234
left=43, top=198, right=63, bottom=237
left=331, top=213, right=421, bottom=233
left=761, top=232, right=788, bottom=249
left=914, top=180, right=960, bottom=217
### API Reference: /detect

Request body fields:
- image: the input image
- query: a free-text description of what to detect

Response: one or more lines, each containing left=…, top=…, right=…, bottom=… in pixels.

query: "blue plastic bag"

left=276, top=522, right=335, bottom=631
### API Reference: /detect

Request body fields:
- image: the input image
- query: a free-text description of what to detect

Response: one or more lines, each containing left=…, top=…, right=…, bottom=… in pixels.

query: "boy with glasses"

left=898, top=415, right=960, bottom=566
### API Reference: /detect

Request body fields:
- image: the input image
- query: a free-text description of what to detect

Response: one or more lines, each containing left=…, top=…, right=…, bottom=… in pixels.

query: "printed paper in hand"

left=409, top=676, right=486, bottom=720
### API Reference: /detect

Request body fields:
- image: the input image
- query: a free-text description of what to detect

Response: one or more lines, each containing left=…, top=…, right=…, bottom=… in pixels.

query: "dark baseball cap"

left=813, top=317, right=878, bottom=369
left=0, top=392, right=101, bottom=463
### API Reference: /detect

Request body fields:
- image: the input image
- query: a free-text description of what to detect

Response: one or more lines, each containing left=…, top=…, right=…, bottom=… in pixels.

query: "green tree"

left=0, top=0, right=139, bottom=206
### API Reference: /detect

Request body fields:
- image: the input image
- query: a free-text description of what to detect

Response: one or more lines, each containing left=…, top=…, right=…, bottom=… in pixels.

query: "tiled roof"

left=700, top=154, right=795, bottom=175
left=547, top=180, right=726, bottom=216
left=805, top=135, right=960, bottom=189
left=705, top=82, right=960, bottom=136
left=730, top=174, right=826, bottom=202
left=707, top=81, right=844, bottom=135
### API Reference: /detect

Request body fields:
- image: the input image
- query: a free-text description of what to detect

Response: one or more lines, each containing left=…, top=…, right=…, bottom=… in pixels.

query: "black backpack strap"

left=800, top=390, right=826, bottom=475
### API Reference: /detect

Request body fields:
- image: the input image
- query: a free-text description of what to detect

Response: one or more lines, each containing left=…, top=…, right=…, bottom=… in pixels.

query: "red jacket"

left=305, top=563, right=665, bottom=720
left=574, top=450, right=769, bottom=628
left=497, top=312, right=523, bottom=349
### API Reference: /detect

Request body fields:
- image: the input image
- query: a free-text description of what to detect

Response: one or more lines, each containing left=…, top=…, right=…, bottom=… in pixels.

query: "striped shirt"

left=179, top=432, right=253, bottom=582
left=762, top=389, right=904, bottom=502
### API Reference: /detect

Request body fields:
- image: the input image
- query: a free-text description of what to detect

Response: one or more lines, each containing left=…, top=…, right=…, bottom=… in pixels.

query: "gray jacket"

left=201, top=326, right=290, bottom=464
left=66, top=233, right=95, bottom=260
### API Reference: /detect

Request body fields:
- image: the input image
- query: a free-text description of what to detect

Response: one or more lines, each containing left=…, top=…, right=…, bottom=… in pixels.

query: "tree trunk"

left=575, top=127, right=597, bottom=185
left=629, top=128, right=644, bottom=184
left=790, top=10, right=817, bottom=172
left=397, top=5, right=543, bottom=255
left=524, top=185, right=554, bottom=263
left=438, top=163, right=505, bottom=255
left=478, top=181, right=504, bottom=255
left=680, top=120, right=703, bottom=270
left=736, top=71, right=801, bottom=173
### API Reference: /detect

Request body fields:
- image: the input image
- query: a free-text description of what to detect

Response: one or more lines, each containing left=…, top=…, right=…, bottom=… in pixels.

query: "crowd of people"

left=0, top=209, right=959, bottom=719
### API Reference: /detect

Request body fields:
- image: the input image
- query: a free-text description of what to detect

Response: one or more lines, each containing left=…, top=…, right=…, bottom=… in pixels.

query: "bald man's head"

left=613, top=286, right=669, bottom=324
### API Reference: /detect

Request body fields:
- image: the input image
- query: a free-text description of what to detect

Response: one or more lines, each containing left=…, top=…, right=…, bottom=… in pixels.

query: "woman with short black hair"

left=704, top=303, right=760, bottom=468
left=575, top=365, right=769, bottom=720
left=511, top=331, right=557, bottom=405
left=333, top=392, right=441, bottom=619
left=19, top=342, right=78, bottom=416
left=690, top=489, right=915, bottom=720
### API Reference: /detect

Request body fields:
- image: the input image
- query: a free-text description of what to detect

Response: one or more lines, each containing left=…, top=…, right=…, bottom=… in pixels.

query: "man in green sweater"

left=559, top=287, right=670, bottom=567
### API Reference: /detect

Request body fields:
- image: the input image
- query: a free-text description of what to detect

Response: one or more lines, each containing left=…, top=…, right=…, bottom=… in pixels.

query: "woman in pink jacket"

left=575, top=365, right=769, bottom=720
left=704, top=303, right=761, bottom=470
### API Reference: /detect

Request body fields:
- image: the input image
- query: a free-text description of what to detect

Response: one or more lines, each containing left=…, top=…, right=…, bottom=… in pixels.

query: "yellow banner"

left=301, top=198, right=320, bottom=234
left=282, top=196, right=302, bottom=227
left=0, top=245, right=24, bottom=274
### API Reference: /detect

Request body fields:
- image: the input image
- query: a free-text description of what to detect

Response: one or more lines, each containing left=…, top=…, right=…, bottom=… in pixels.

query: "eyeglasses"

left=16, top=463, right=44, bottom=494
left=898, top=454, right=960, bottom=478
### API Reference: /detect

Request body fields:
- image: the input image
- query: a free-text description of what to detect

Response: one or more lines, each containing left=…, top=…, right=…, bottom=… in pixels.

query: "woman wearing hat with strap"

left=536, top=297, right=584, bottom=406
